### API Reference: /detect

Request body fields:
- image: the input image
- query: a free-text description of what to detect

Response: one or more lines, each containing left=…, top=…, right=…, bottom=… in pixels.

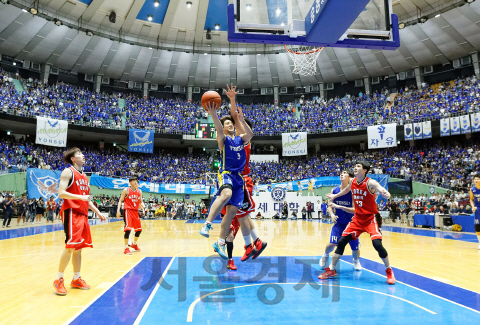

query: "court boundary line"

left=186, top=282, right=436, bottom=322
left=64, top=256, right=146, bottom=325
left=132, top=249, right=199, bottom=325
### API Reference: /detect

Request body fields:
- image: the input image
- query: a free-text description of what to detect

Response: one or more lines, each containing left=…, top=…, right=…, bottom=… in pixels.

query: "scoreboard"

left=195, top=123, right=217, bottom=139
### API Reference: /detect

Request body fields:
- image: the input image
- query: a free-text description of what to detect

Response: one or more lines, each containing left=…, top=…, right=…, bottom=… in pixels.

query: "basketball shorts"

left=342, top=214, right=382, bottom=240
left=124, top=209, right=142, bottom=232
left=217, top=171, right=245, bottom=208
left=330, top=223, right=359, bottom=250
left=63, top=209, right=92, bottom=250
left=221, top=176, right=255, bottom=219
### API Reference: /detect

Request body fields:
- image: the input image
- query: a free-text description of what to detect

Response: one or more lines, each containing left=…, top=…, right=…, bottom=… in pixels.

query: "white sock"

left=73, top=272, right=81, bottom=280
left=125, top=245, right=129, bottom=248
left=56, top=272, right=64, bottom=280
left=218, top=238, right=225, bottom=246
left=385, top=266, right=391, bottom=270
left=243, top=235, right=252, bottom=246
left=323, top=253, right=329, bottom=258
left=205, top=220, right=212, bottom=225
left=250, top=229, right=259, bottom=242
left=329, top=264, right=335, bottom=270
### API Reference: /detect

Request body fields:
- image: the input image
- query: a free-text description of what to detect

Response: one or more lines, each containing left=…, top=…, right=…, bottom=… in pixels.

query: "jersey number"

left=237, top=153, right=241, bottom=160
left=355, top=200, right=363, bottom=207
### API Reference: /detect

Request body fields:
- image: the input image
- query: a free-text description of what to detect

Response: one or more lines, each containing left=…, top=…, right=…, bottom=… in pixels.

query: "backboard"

left=228, top=0, right=400, bottom=50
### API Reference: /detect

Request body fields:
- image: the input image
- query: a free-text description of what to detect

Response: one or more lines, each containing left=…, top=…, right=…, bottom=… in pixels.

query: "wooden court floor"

left=1, top=219, right=479, bottom=325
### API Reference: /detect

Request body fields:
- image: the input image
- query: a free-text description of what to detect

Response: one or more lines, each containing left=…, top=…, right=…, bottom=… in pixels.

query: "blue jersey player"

left=320, top=171, right=362, bottom=271
left=469, top=174, right=480, bottom=250
left=200, top=89, right=253, bottom=260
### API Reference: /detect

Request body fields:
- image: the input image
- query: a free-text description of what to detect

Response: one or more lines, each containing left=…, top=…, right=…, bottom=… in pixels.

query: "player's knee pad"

left=124, top=230, right=131, bottom=239
left=475, top=224, right=480, bottom=233
left=372, top=239, right=388, bottom=258
left=334, top=235, right=352, bottom=256
left=135, top=231, right=142, bottom=237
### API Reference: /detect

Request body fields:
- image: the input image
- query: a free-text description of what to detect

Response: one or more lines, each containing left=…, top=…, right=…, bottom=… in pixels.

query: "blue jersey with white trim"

left=332, top=186, right=354, bottom=225
left=471, top=186, right=480, bottom=207
left=220, top=135, right=246, bottom=173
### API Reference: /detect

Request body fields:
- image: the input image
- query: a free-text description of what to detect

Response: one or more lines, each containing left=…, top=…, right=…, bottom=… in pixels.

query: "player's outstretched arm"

left=206, top=101, right=226, bottom=149
left=116, top=188, right=127, bottom=218
left=58, top=168, right=91, bottom=201
left=470, top=190, right=477, bottom=213
left=369, top=179, right=391, bottom=199
left=326, top=180, right=352, bottom=200
left=329, top=202, right=355, bottom=214
left=237, top=105, right=253, bottom=144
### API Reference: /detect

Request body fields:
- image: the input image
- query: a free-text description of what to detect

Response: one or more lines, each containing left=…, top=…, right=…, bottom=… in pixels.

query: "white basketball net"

left=284, top=45, right=323, bottom=76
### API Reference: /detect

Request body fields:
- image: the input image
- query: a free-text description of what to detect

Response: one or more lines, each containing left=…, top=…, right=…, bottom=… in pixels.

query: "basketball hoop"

left=284, top=45, right=323, bottom=76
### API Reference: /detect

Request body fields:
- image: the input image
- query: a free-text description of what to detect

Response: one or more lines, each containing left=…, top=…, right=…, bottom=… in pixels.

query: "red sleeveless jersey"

left=124, top=187, right=141, bottom=210
left=61, top=167, right=90, bottom=216
left=242, top=142, right=251, bottom=176
left=351, top=176, right=378, bottom=217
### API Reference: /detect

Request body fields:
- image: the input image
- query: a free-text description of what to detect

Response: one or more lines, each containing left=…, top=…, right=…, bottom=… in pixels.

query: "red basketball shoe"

left=227, top=259, right=237, bottom=270
left=124, top=247, right=132, bottom=255
left=241, top=244, right=257, bottom=261
left=252, top=238, right=267, bottom=259
left=130, top=244, right=141, bottom=252
left=71, top=277, right=91, bottom=290
left=386, top=267, right=396, bottom=285
left=53, top=278, right=67, bottom=295
left=318, top=267, right=338, bottom=279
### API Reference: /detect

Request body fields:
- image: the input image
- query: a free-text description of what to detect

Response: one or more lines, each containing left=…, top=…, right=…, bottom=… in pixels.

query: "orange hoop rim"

left=284, top=45, right=323, bottom=55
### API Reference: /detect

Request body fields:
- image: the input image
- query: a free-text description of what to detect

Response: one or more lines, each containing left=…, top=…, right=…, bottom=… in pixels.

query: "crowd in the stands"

left=1, top=67, right=479, bottom=135
left=1, top=134, right=478, bottom=193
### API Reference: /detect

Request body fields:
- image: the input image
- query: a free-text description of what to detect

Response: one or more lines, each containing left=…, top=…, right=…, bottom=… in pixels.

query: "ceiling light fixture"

left=13, top=62, right=16, bottom=66
left=186, top=1, right=192, bottom=8
left=86, top=30, right=93, bottom=36
left=215, top=24, right=220, bottom=30
left=154, top=0, right=160, bottom=7
left=465, top=0, right=475, bottom=3
left=22, top=8, right=27, bottom=12
left=54, top=18, right=62, bottom=26
left=147, top=14, right=153, bottom=21
left=1, top=0, right=10, bottom=4
left=398, top=22, right=405, bottom=29
left=435, top=13, right=440, bottom=17
left=418, top=16, right=428, bottom=23
left=204, top=53, right=208, bottom=55
left=246, top=3, right=252, bottom=10
left=30, top=7, right=37, bottom=15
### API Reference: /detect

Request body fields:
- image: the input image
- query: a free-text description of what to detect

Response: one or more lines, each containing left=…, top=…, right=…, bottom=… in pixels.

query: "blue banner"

left=89, top=174, right=389, bottom=196
left=27, top=168, right=62, bottom=202
left=90, top=174, right=215, bottom=195
left=129, top=129, right=154, bottom=153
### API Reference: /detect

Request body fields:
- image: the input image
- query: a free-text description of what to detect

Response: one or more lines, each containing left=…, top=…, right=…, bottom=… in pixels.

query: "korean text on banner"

left=128, top=129, right=154, bottom=153
left=404, top=124, right=413, bottom=141
left=282, top=132, right=307, bottom=156
left=440, top=118, right=450, bottom=137
left=367, top=124, right=397, bottom=149
left=35, top=117, right=68, bottom=147
left=422, top=121, right=432, bottom=139
left=450, top=116, right=460, bottom=135
left=460, top=115, right=471, bottom=134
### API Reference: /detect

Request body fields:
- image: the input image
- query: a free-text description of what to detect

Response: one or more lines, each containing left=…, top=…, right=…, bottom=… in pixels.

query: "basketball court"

left=1, top=218, right=479, bottom=324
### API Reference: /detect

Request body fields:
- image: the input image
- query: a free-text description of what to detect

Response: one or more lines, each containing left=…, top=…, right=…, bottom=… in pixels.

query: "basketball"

left=201, top=91, right=221, bottom=111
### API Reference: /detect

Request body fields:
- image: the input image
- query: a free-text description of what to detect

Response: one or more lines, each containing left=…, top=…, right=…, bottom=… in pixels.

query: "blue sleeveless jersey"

left=472, top=186, right=480, bottom=207
left=332, top=186, right=354, bottom=225
left=220, top=136, right=246, bottom=173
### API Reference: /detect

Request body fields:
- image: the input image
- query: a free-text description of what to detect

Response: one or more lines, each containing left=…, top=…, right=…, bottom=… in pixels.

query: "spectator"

left=2, top=194, right=15, bottom=228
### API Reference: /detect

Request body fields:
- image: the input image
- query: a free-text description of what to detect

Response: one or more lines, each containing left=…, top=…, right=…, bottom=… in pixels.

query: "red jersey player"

left=53, top=147, right=105, bottom=296
left=319, top=161, right=395, bottom=285
left=117, top=177, right=145, bottom=255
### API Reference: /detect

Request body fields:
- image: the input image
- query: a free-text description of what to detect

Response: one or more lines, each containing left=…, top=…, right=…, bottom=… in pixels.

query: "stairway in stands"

left=12, top=79, right=24, bottom=93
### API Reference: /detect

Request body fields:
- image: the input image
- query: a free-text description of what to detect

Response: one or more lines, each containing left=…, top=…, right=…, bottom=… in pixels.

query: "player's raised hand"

left=205, top=101, right=217, bottom=116
left=237, top=106, right=244, bottom=120
left=223, top=84, right=238, bottom=100
left=325, top=193, right=335, bottom=200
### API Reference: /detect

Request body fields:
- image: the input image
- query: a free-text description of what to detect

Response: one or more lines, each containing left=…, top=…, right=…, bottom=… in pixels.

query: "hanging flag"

left=450, top=116, right=460, bottom=135
left=367, top=124, right=397, bottom=149
left=460, top=115, right=471, bottom=134
left=404, top=123, right=413, bottom=141
left=471, top=113, right=480, bottom=133
left=440, top=118, right=450, bottom=137
left=422, top=121, right=432, bottom=139
left=413, top=122, right=423, bottom=140
left=35, top=117, right=68, bottom=147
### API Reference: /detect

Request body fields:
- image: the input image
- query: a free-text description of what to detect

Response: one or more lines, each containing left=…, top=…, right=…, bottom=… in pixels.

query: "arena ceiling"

left=0, top=0, right=479, bottom=87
